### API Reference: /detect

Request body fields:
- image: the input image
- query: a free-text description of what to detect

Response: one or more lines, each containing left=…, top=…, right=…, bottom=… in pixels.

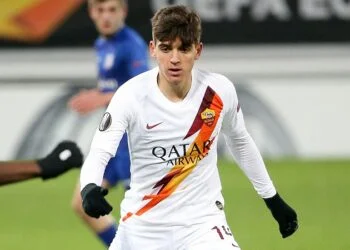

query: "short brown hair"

left=151, top=5, right=202, bottom=47
left=88, top=0, right=127, bottom=7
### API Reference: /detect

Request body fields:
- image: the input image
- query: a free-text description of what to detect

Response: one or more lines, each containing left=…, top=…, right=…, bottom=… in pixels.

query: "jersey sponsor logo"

left=201, top=108, right=216, bottom=127
left=99, top=112, right=112, bottom=131
left=98, top=79, right=118, bottom=90
left=152, top=138, right=215, bottom=166
left=103, top=53, right=115, bottom=70
left=146, top=122, right=163, bottom=129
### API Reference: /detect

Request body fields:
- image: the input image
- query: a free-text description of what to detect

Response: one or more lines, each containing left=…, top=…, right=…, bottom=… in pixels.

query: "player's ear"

left=88, top=5, right=96, bottom=20
left=122, top=5, right=128, bottom=18
left=195, top=42, right=203, bottom=60
left=149, top=40, right=156, bottom=58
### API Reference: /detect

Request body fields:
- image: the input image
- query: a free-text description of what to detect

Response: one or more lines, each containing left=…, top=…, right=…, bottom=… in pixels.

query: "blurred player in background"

left=0, top=141, right=82, bottom=186
left=68, top=0, right=149, bottom=247
left=80, top=5, right=298, bottom=250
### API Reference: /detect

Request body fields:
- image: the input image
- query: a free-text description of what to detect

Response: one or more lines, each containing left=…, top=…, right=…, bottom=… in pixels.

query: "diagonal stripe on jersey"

left=122, top=86, right=224, bottom=221
left=184, top=86, right=216, bottom=139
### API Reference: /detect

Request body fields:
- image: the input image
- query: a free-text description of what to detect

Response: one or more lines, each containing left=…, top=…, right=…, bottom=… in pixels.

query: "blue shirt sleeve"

left=125, top=41, right=149, bottom=77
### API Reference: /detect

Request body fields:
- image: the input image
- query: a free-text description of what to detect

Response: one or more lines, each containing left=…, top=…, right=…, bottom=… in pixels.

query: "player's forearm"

left=80, top=148, right=111, bottom=190
left=225, top=132, right=276, bottom=198
left=0, top=161, right=41, bottom=186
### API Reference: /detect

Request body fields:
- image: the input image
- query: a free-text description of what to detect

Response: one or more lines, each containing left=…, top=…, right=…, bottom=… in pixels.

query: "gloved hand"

left=264, top=193, right=298, bottom=238
left=37, top=141, right=83, bottom=180
left=81, top=183, right=113, bottom=218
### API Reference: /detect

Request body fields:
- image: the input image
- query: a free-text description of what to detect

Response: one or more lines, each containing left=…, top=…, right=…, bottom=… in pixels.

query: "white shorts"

left=109, top=213, right=240, bottom=250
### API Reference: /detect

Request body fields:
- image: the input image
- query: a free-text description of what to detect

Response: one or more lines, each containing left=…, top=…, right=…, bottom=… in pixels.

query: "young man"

left=0, top=141, right=82, bottom=186
left=68, top=0, right=149, bottom=247
left=80, top=5, right=298, bottom=250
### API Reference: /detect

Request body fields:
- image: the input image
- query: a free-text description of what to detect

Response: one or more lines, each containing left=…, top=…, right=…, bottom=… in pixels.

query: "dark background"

left=1, top=0, right=349, bottom=47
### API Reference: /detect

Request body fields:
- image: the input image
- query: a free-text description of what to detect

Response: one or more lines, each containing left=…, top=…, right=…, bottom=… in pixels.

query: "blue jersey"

left=95, top=26, right=149, bottom=155
left=95, top=26, right=149, bottom=92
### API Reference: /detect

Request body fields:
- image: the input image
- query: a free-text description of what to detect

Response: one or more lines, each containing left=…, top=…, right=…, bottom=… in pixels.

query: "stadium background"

left=0, top=0, right=349, bottom=249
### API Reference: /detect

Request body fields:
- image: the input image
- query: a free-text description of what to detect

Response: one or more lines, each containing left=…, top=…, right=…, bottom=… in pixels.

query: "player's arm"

left=68, top=88, right=114, bottom=115
left=80, top=148, right=113, bottom=218
left=0, top=141, right=83, bottom=186
left=0, top=160, right=40, bottom=185
left=80, top=85, right=132, bottom=218
left=221, top=82, right=298, bottom=238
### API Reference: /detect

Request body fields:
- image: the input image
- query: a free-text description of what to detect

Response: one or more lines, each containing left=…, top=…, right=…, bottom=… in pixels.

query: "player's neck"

left=101, top=23, right=125, bottom=39
left=157, top=74, right=192, bottom=102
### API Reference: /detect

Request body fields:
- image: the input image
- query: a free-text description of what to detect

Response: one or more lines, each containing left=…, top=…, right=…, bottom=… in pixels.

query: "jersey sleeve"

left=80, top=84, right=134, bottom=189
left=221, top=81, right=276, bottom=199
left=125, top=41, right=149, bottom=77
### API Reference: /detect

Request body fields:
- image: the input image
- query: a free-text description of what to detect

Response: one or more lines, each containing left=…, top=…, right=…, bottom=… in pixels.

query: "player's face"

left=149, top=37, right=202, bottom=86
left=89, top=0, right=126, bottom=36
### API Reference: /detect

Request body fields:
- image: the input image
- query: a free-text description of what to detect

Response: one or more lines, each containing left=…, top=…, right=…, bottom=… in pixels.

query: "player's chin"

left=169, top=79, right=183, bottom=86
left=99, top=28, right=115, bottom=37
left=167, top=73, right=183, bottom=83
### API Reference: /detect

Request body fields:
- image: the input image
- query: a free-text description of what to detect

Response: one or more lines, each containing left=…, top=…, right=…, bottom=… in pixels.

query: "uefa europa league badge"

left=99, top=112, right=112, bottom=131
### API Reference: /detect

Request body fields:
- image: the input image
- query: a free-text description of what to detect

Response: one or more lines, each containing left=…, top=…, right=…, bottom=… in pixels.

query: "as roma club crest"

left=201, top=108, right=215, bottom=127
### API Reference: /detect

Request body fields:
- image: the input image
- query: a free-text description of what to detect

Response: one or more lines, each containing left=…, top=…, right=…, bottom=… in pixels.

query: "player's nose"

left=170, top=51, right=180, bottom=64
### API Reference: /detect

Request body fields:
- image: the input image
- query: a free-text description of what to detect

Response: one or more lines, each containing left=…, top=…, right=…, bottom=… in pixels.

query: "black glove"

left=81, top=183, right=113, bottom=218
left=37, top=141, right=83, bottom=180
left=264, top=193, right=298, bottom=238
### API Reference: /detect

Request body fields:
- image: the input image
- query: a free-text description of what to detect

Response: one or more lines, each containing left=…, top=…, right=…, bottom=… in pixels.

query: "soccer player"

left=68, top=0, right=149, bottom=247
left=80, top=5, right=298, bottom=250
left=0, top=141, right=82, bottom=186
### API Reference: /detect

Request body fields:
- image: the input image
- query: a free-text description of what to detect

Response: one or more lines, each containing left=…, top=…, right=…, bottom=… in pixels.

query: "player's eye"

left=109, top=7, right=116, bottom=13
left=97, top=7, right=103, bottom=13
left=179, top=46, right=192, bottom=53
left=159, top=46, right=170, bottom=52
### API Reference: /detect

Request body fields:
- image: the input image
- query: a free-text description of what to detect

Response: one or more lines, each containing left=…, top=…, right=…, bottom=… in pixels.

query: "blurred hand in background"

left=68, top=88, right=113, bottom=115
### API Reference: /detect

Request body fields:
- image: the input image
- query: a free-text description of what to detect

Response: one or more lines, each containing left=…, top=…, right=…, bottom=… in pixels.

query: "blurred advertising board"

left=0, top=0, right=350, bottom=46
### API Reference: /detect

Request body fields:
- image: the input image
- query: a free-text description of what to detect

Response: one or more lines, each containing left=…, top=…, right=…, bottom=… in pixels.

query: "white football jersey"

left=81, top=67, right=276, bottom=226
